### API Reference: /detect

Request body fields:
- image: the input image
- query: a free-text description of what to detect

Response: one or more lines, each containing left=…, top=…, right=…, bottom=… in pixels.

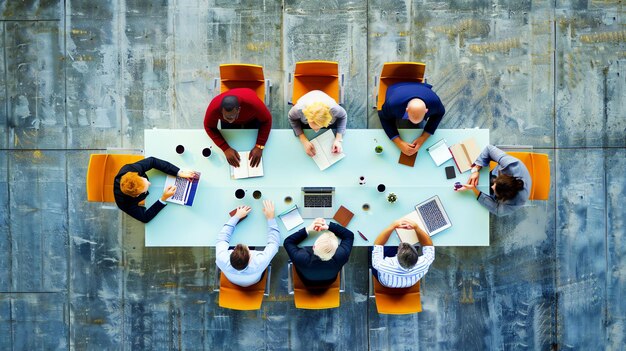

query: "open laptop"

left=300, top=187, right=335, bottom=218
left=164, top=173, right=201, bottom=206
left=396, top=195, right=451, bottom=243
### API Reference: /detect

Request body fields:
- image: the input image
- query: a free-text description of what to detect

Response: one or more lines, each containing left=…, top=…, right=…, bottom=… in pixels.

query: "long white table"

left=144, top=129, right=490, bottom=246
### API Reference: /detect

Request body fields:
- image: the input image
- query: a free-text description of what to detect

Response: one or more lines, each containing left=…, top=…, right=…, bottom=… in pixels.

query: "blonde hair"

left=313, top=231, right=339, bottom=261
left=120, top=172, right=144, bottom=197
left=302, top=102, right=332, bottom=127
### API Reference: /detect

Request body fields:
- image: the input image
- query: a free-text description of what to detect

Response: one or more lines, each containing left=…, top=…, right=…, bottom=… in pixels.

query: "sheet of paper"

left=310, top=130, right=345, bottom=171
left=427, top=139, right=452, bottom=166
left=279, top=205, right=304, bottom=231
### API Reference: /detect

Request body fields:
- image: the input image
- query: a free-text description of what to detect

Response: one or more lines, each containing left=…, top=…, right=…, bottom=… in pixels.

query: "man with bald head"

left=378, top=81, right=445, bottom=156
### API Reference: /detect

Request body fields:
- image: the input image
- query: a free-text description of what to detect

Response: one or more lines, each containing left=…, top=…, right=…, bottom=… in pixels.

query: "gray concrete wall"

left=0, top=0, right=624, bottom=350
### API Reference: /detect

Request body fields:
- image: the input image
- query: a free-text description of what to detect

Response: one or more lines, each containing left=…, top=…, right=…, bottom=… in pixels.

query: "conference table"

left=144, top=128, right=490, bottom=247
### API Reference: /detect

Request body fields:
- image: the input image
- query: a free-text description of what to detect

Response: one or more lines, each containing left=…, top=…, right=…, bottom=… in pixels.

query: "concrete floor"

left=0, top=1, right=624, bottom=350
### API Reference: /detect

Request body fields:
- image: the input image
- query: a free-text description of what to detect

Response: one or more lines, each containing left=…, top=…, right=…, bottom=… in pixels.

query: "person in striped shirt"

left=371, top=219, right=435, bottom=288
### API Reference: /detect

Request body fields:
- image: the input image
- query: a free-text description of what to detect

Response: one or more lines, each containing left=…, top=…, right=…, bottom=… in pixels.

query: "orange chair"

left=369, top=271, right=422, bottom=314
left=86, top=153, right=144, bottom=203
left=375, top=62, right=426, bottom=110
left=217, top=64, right=271, bottom=105
left=289, top=60, right=343, bottom=104
left=489, top=151, right=551, bottom=200
left=216, top=267, right=271, bottom=310
left=287, top=262, right=345, bottom=309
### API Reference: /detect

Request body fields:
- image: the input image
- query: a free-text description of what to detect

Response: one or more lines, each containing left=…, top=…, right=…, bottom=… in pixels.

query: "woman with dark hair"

left=456, top=145, right=531, bottom=216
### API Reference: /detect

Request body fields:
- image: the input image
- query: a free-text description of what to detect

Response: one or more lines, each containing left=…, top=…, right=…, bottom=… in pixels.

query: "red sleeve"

left=248, top=94, right=272, bottom=146
left=203, top=95, right=230, bottom=151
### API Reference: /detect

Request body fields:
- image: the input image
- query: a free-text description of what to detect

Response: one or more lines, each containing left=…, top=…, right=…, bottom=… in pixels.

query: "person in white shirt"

left=215, top=201, right=280, bottom=287
left=287, top=90, right=347, bottom=157
left=371, top=219, right=435, bottom=288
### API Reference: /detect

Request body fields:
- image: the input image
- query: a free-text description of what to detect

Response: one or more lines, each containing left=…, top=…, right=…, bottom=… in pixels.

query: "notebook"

left=398, top=152, right=417, bottom=167
left=332, top=205, right=354, bottom=227
left=163, top=172, right=201, bottom=206
left=427, top=139, right=453, bottom=166
left=395, top=195, right=452, bottom=242
left=449, top=138, right=481, bottom=173
left=230, top=151, right=264, bottom=179
left=278, top=205, right=304, bottom=230
left=310, top=130, right=345, bottom=171
left=301, top=186, right=335, bottom=218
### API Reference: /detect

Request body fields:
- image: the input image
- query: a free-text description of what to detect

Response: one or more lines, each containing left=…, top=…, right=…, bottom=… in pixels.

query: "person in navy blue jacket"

left=114, top=157, right=197, bottom=223
left=284, top=218, right=354, bottom=287
left=378, top=81, right=445, bottom=156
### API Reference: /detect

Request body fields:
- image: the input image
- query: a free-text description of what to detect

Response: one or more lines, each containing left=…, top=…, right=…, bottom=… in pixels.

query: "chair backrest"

left=219, top=64, right=266, bottom=102
left=376, top=62, right=426, bottom=110
left=507, top=152, right=550, bottom=200
left=87, top=154, right=144, bottom=203
left=292, top=60, right=340, bottom=104
left=373, top=275, right=422, bottom=314
left=291, top=265, right=340, bottom=309
left=218, top=270, right=269, bottom=310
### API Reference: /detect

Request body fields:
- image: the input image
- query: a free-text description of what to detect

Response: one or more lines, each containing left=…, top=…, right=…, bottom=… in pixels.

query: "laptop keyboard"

left=417, top=199, right=448, bottom=233
left=304, top=194, right=333, bottom=208
left=171, top=177, right=188, bottom=201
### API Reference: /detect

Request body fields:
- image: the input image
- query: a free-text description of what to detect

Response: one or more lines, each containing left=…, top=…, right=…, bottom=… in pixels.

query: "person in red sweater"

left=203, top=88, right=272, bottom=167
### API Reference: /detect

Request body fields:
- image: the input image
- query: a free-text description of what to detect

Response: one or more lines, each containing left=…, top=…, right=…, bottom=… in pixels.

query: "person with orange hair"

left=114, top=157, right=197, bottom=223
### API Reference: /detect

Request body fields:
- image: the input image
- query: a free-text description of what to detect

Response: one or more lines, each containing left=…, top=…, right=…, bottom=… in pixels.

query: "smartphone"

left=445, top=166, right=456, bottom=179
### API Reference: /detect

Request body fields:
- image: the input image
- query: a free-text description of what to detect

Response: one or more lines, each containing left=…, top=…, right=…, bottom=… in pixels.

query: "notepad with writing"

left=427, top=139, right=452, bottom=166
left=449, top=138, right=481, bottom=173
left=230, top=151, right=264, bottom=179
left=278, top=205, right=304, bottom=231
left=310, top=130, right=345, bottom=171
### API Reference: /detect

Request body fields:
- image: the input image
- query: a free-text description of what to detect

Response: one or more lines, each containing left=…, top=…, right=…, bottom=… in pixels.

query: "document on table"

left=395, top=210, right=427, bottom=244
left=427, top=139, right=452, bottom=166
left=278, top=205, right=304, bottom=231
left=230, top=151, right=264, bottom=179
left=310, top=130, right=345, bottom=171
left=449, top=137, right=481, bottom=173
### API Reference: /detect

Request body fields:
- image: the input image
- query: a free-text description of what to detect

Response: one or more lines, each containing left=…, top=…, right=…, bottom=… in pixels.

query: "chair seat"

left=292, top=60, right=340, bottom=103
left=87, top=154, right=144, bottom=203
left=373, top=276, right=422, bottom=314
left=292, top=266, right=340, bottom=309
left=218, top=271, right=267, bottom=310
left=219, top=64, right=266, bottom=102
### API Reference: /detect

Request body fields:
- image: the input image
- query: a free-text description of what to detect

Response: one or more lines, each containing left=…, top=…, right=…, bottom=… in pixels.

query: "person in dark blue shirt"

left=378, top=82, right=445, bottom=156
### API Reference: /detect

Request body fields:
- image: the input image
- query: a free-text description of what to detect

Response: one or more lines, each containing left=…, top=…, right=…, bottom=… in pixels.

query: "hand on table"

left=249, top=147, right=263, bottom=168
left=262, top=200, right=275, bottom=219
left=234, top=205, right=251, bottom=219
left=161, top=185, right=177, bottom=201
left=306, top=218, right=328, bottom=233
left=331, top=140, right=343, bottom=154
left=301, top=140, right=316, bottom=157
left=397, top=139, right=418, bottom=156
left=468, top=172, right=480, bottom=186
left=224, top=148, right=241, bottom=168
left=455, top=184, right=476, bottom=192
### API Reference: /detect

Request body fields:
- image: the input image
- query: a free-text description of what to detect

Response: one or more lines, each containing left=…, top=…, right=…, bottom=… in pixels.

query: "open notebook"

left=310, top=130, right=345, bottom=171
left=230, top=151, right=264, bottom=179
left=449, top=138, right=481, bottom=173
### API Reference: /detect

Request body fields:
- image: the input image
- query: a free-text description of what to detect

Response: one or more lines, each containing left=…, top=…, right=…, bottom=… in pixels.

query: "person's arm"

left=328, top=222, right=354, bottom=265
left=288, top=106, right=305, bottom=136
left=252, top=99, right=272, bottom=147
left=118, top=200, right=166, bottom=224
left=331, top=105, right=347, bottom=136
left=215, top=216, right=240, bottom=268
left=254, top=218, right=280, bottom=268
left=411, top=132, right=431, bottom=151
left=131, top=157, right=180, bottom=176
left=411, top=221, right=433, bottom=247
left=473, top=145, right=507, bottom=168
left=477, top=192, right=516, bottom=216
left=283, top=228, right=309, bottom=261
left=422, top=107, right=444, bottom=136
left=378, top=110, right=400, bottom=141
left=203, top=103, right=230, bottom=151
left=373, top=221, right=396, bottom=245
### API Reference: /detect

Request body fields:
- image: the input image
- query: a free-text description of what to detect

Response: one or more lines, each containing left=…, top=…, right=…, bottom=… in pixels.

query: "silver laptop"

left=414, top=195, right=452, bottom=235
left=301, top=187, right=335, bottom=218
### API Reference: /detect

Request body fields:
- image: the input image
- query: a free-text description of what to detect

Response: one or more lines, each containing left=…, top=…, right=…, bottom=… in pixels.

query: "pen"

left=357, top=230, right=369, bottom=241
